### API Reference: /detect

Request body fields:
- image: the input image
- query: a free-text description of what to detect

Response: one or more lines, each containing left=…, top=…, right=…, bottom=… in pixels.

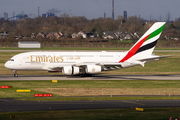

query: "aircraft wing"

left=137, top=55, right=172, bottom=62
left=97, top=55, right=172, bottom=69
left=42, top=62, right=122, bottom=71
left=98, top=62, right=141, bottom=69
left=42, top=63, right=101, bottom=71
left=42, top=61, right=147, bottom=71
left=72, top=62, right=136, bottom=70
left=42, top=55, right=172, bottom=71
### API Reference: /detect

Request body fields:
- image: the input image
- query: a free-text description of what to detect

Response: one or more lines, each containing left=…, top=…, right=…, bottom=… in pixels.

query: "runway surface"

left=0, top=74, right=180, bottom=81
left=0, top=98, right=180, bottom=112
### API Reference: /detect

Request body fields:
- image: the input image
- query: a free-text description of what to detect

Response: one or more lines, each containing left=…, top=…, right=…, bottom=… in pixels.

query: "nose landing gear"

left=13, top=70, right=18, bottom=77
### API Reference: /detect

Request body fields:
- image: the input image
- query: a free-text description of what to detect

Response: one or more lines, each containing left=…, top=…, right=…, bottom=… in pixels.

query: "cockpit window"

left=9, top=59, right=14, bottom=61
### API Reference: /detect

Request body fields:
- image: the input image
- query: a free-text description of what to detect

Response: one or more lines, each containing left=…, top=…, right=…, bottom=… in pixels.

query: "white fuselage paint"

left=4, top=51, right=128, bottom=71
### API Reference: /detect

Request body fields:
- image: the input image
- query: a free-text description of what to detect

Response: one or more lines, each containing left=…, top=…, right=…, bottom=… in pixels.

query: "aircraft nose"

left=4, top=61, right=13, bottom=69
left=4, top=61, right=9, bottom=68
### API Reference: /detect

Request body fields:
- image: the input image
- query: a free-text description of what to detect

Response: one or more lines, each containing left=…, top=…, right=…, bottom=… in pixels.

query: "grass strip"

left=1, top=80, right=180, bottom=99
left=1, top=47, right=180, bottom=50
left=0, top=47, right=129, bottom=50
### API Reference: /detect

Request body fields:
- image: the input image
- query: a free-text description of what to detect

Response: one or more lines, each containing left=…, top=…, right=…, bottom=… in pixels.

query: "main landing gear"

left=80, top=74, right=95, bottom=77
left=13, top=70, right=18, bottom=77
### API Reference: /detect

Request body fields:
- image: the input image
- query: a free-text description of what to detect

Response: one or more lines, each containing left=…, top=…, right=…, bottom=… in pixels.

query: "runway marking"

left=122, top=101, right=145, bottom=105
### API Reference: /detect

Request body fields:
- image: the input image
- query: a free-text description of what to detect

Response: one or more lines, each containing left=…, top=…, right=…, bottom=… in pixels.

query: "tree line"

left=0, top=15, right=180, bottom=41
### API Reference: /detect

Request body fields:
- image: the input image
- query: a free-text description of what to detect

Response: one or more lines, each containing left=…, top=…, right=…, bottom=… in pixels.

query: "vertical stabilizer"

left=119, top=22, right=166, bottom=62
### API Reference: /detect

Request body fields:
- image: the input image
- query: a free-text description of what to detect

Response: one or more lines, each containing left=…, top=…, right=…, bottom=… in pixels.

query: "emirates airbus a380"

left=5, top=22, right=169, bottom=77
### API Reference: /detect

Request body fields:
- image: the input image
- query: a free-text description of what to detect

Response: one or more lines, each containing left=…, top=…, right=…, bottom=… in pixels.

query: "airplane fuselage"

left=5, top=51, right=129, bottom=74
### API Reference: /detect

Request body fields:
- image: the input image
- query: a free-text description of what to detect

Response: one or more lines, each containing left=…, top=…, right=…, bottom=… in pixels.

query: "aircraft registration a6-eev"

left=5, top=22, right=170, bottom=77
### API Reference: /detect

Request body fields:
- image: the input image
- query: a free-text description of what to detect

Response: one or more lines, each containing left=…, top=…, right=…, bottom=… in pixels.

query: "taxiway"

left=0, top=99, right=180, bottom=112
left=0, top=74, right=180, bottom=81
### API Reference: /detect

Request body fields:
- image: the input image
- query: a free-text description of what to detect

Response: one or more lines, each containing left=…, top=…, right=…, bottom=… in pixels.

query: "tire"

left=14, top=74, right=18, bottom=77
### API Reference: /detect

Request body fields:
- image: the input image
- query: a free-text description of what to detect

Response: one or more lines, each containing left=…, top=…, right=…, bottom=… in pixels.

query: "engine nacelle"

left=62, top=66, right=79, bottom=75
left=73, top=66, right=79, bottom=75
left=85, top=65, right=101, bottom=74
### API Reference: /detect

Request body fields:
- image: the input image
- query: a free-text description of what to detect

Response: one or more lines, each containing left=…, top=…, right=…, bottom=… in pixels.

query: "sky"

left=0, top=0, right=179, bottom=21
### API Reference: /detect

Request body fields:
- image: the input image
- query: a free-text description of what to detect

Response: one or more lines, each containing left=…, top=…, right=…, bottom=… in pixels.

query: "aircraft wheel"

left=14, top=74, right=18, bottom=77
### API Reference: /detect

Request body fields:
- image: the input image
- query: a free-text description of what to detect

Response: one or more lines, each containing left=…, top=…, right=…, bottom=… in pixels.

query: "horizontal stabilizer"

left=137, top=55, right=172, bottom=61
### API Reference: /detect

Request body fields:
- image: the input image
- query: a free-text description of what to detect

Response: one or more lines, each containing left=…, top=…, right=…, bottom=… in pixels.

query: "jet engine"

left=85, top=65, right=101, bottom=74
left=62, top=66, right=79, bottom=75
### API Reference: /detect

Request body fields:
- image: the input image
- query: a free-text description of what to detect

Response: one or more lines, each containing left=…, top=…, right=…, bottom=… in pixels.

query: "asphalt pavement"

left=0, top=98, right=180, bottom=112
left=0, top=74, right=180, bottom=81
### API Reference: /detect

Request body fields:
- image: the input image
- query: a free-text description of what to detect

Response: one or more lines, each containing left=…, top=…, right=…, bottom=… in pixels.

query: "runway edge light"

left=52, top=80, right=58, bottom=83
left=135, top=107, right=144, bottom=111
